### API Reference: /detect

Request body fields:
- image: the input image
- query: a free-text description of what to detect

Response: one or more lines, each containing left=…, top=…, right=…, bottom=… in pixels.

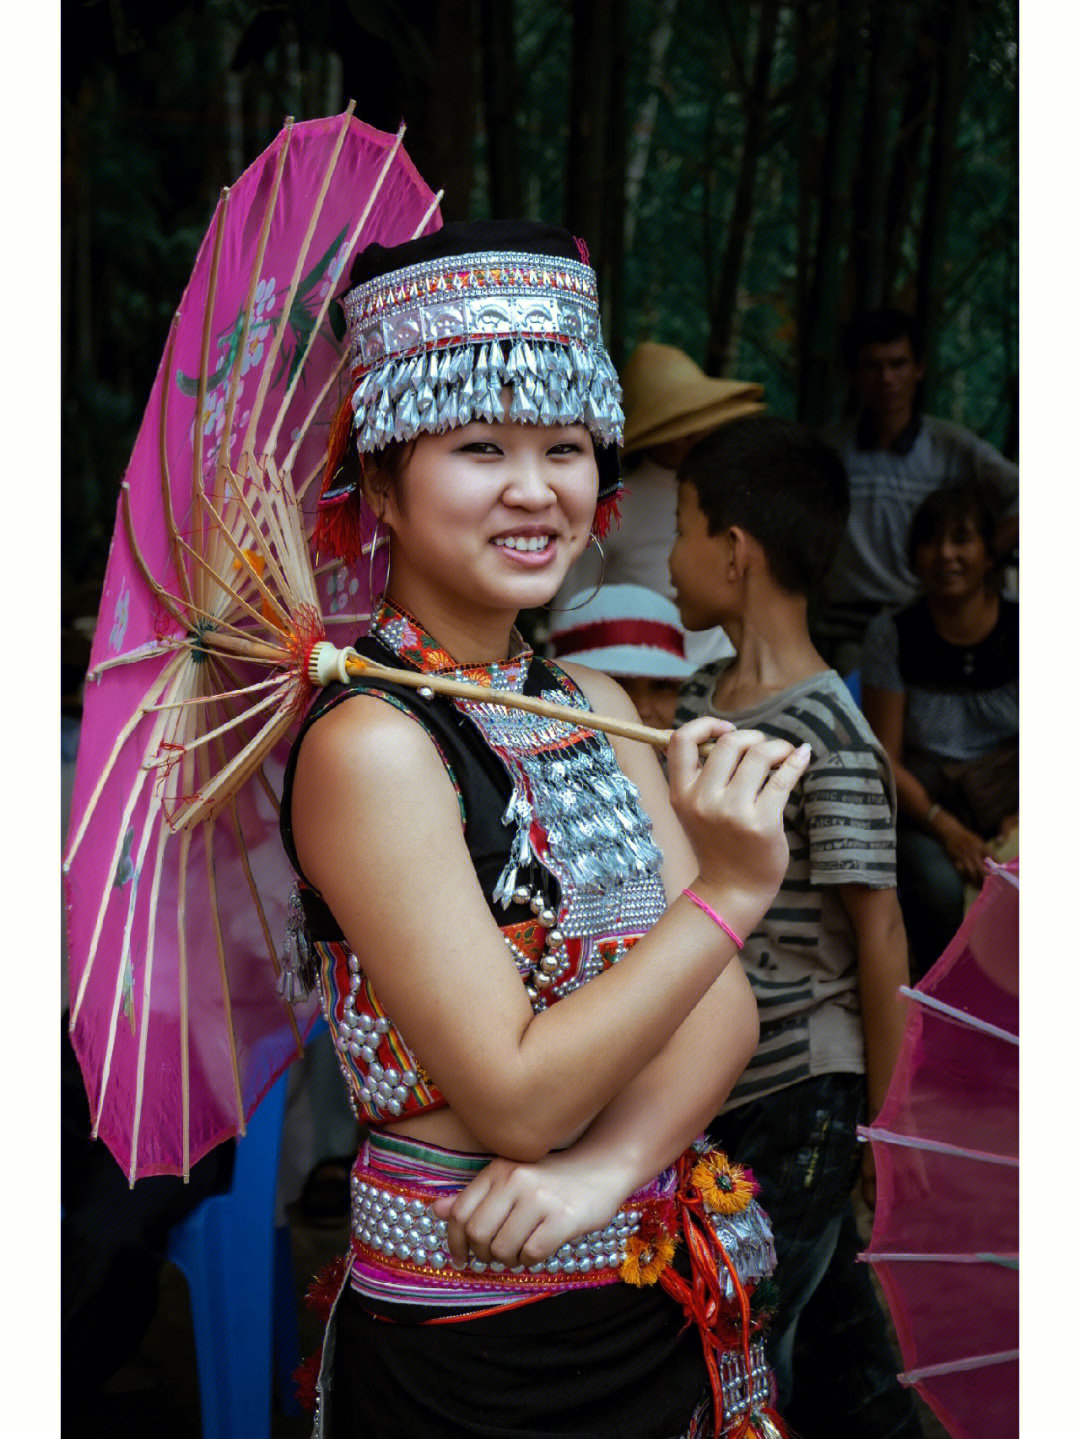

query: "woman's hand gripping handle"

left=667, top=716, right=812, bottom=940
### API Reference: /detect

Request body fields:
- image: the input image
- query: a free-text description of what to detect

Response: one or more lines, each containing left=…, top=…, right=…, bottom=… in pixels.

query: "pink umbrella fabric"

left=64, top=111, right=441, bottom=1180
left=859, top=858, right=1018, bottom=1439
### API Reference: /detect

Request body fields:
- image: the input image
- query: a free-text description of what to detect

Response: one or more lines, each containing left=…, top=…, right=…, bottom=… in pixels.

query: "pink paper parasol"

left=858, top=858, right=1018, bottom=1439
left=63, top=109, right=442, bottom=1181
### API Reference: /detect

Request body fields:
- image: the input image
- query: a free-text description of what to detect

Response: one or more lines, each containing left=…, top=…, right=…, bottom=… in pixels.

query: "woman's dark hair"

left=677, top=414, right=849, bottom=597
left=906, top=484, right=998, bottom=572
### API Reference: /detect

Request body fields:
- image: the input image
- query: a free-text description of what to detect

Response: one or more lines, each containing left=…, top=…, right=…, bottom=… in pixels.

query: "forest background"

left=61, top=0, right=1018, bottom=663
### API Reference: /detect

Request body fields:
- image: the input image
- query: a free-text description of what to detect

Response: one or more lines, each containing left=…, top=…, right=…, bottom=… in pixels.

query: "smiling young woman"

left=279, top=220, right=807, bottom=1438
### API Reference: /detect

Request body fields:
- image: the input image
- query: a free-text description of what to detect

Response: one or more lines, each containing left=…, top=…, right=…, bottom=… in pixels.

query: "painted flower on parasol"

left=63, top=108, right=443, bottom=1181
left=858, top=858, right=1018, bottom=1439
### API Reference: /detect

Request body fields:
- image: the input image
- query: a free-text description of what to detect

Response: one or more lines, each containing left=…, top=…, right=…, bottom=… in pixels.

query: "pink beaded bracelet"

left=682, top=888, right=745, bottom=949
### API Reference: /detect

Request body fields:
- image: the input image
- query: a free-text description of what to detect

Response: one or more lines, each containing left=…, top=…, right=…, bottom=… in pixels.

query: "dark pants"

left=710, top=1072, right=921, bottom=1439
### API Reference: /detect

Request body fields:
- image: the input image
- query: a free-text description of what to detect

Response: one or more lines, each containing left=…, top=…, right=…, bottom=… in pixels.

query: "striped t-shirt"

left=675, top=664, right=897, bottom=1109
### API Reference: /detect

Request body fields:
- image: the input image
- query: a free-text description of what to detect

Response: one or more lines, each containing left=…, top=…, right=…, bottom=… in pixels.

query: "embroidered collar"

left=369, top=600, right=533, bottom=691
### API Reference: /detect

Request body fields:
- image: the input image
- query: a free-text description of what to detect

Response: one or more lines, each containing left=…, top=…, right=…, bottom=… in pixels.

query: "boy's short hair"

left=841, top=308, right=924, bottom=370
left=677, top=414, right=850, bottom=597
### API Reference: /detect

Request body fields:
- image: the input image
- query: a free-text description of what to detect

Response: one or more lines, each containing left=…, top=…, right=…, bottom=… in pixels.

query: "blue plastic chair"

left=166, top=1066, right=303, bottom=1439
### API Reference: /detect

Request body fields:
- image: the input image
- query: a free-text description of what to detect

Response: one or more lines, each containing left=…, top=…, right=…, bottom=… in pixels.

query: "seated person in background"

left=814, top=308, right=1018, bottom=674
left=861, top=484, right=1018, bottom=978
left=670, top=415, right=920, bottom=1437
left=555, top=341, right=763, bottom=667
left=546, top=583, right=698, bottom=732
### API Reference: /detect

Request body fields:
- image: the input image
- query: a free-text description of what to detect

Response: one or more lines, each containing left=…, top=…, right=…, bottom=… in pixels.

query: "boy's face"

left=669, top=481, right=728, bottom=631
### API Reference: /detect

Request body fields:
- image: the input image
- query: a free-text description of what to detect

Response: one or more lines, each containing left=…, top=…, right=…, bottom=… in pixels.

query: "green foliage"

left=62, top=0, right=1018, bottom=596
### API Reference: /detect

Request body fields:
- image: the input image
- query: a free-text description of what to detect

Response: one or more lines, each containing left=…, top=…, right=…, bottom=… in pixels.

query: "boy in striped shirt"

left=670, top=415, right=919, bottom=1436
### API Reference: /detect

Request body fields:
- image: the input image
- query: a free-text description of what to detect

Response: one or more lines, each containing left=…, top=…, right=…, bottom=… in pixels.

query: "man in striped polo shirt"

left=669, top=415, right=920, bottom=1437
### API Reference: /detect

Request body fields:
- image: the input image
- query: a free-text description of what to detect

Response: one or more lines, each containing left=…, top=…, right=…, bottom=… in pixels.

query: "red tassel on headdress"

left=592, top=490, right=622, bottom=540
left=313, top=388, right=367, bottom=565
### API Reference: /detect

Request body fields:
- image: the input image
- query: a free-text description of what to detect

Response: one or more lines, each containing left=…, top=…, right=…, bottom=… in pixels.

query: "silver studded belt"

left=350, top=1172, right=649, bottom=1287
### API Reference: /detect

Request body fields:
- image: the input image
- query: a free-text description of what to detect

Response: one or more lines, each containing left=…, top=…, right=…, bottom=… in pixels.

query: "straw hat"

left=547, top=585, right=698, bottom=680
left=620, top=342, right=764, bottom=454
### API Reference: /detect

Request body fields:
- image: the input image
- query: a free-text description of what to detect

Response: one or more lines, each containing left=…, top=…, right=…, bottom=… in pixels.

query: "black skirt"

left=328, top=1258, right=711, bottom=1439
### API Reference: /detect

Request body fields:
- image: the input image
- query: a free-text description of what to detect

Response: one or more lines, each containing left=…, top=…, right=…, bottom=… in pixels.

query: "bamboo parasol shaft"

left=315, top=647, right=678, bottom=752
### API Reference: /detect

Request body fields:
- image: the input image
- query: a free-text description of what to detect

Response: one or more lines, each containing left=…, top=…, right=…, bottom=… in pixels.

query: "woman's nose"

left=503, top=457, right=556, bottom=506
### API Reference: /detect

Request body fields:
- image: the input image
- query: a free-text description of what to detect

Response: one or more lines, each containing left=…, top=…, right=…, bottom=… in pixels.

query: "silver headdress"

left=341, top=249, right=624, bottom=453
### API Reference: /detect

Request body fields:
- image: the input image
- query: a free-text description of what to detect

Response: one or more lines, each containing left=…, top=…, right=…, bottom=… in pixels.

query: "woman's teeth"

left=494, top=536, right=551, bottom=552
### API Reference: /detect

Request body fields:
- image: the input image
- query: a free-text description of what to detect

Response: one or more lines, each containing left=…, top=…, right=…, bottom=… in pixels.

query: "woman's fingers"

left=757, top=742, right=812, bottom=809
left=667, top=717, right=735, bottom=799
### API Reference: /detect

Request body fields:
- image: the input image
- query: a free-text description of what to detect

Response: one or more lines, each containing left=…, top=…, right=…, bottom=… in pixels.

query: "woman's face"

left=377, top=407, right=599, bottom=625
left=913, top=512, right=994, bottom=601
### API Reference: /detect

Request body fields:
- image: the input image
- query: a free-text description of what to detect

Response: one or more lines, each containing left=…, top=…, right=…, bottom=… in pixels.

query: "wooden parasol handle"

left=308, top=641, right=677, bottom=752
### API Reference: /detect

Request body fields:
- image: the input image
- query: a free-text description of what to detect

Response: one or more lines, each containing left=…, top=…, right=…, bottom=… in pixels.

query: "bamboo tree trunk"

left=849, top=5, right=898, bottom=315
left=625, top=0, right=678, bottom=254
left=883, top=11, right=935, bottom=298
left=480, top=0, right=523, bottom=216
left=706, top=0, right=781, bottom=376
left=798, top=0, right=862, bottom=426
left=917, top=0, right=974, bottom=407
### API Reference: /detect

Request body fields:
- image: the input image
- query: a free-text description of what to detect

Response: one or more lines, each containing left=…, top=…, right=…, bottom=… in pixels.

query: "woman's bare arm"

left=292, top=682, right=805, bottom=1163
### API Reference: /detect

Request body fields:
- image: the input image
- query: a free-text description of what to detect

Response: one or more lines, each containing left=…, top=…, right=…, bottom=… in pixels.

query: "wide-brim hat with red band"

left=546, top=584, right=698, bottom=680
left=316, top=219, right=624, bottom=561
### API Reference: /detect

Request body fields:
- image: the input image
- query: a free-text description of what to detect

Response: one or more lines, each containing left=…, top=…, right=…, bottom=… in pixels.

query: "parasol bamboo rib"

left=158, top=317, right=195, bottom=613
left=208, top=468, right=301, bottom=623
left=91, top=783, right=162, bottom=1138
left=897, top=987, right=1019, bottom=1045
left=284, top=348, right=350, bottom=484
left=210, top=653, right=286, bottom=815
left=64, top=650, right=187, bottom=870
left=128, top=817, right=171, bottom=1183
left=142, top=673, right=285, bottom=712
left=70, top=654, right=196, bottom=1022
left=216, top=116, right=294, bottom=469
left=143, top=683, right=291, bottom=770
left=262, top=109, right=401, bottom=459
left=72, top=762, right=154, bottom=1027
left=169, top=537, right=290, bottom=647
left=191, top=187, right=232, bottom=617
left=899, top=1351, right=1019, bottom=1384
left=260, top=456, right=321, bottom=609
left=177, top=825, right=193, bottom=1176
left=89, top=640, right=187, bottom=679
left=865, top=1129, right=1018, bottom=1166
left=121, top=483, right=190, bottom=632
left=178, top=704, right=298, bottom=831
left=412, top=189, right=445, bottom=242
left=183, top=493, right=295, bottom=634
left=260, top=109, right=364, bottom=457
left=243, top=108, right=356, bottom=460
left=296, top=446, right=332, bottom=510
left=209, top=722, right=303, bottom=1051
left=198, top=748, right=247, bottom=1140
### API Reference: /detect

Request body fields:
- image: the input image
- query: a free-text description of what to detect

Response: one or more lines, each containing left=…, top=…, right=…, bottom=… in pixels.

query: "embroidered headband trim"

left=341, top=249, right=624, bottom=453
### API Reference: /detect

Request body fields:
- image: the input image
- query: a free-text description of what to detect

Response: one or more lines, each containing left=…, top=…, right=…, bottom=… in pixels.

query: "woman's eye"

left=547, top=441, right=585, bottom=456
left=459, top=440, right=501, bottom=455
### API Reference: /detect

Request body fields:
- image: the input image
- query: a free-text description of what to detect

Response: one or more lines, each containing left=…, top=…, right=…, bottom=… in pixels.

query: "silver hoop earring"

left=365, top=522, right=390, bottom=613
left=547, top=533, right=606, bottom=612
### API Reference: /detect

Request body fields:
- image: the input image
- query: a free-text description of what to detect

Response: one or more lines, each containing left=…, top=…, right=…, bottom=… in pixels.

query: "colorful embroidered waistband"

left=347, top=1131, right=676, bottom=1309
